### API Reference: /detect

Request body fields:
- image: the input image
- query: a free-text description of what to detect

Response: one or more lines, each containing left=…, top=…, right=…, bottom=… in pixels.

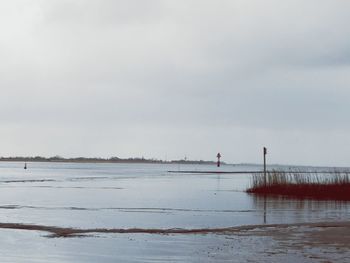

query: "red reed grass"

left=246, top=170, right=350, bottom=200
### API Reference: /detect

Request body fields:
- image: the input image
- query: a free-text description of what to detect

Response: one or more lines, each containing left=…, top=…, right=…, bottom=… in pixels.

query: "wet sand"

left=241, top=221, right=350, bottom=249
left=0, top=221, right=349, bottom=262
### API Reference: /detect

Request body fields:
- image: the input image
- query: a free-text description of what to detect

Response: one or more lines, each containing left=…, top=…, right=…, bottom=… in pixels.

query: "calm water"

left=0, top=162, right=349, bottom=262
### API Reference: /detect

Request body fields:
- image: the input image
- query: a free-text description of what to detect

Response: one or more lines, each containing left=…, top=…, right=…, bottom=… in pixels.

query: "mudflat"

left=0, top=220, right=349, bottom=262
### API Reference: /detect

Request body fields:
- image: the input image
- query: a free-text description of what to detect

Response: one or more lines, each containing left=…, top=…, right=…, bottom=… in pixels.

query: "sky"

left=1, top=0, right=350, bottom=166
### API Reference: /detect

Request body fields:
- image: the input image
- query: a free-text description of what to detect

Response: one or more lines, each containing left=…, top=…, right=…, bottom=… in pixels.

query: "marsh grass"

left=247, top=170, right=350, bottom=200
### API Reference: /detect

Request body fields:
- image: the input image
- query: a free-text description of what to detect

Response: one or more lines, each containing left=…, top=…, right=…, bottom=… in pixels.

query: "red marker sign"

left=217, top=153, right=221, bottom=167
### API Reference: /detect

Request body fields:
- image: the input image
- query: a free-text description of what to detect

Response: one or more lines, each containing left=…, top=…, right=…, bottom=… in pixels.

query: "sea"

left=0, top=162, right=349, bottom=262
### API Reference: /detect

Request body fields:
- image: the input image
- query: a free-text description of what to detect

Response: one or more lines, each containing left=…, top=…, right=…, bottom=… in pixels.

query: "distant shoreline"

left=0, top=157, right=226, bottom=165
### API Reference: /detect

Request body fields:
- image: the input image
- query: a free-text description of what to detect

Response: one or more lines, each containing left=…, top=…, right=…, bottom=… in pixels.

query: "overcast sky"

left=1, top=0, right=350, bottom=166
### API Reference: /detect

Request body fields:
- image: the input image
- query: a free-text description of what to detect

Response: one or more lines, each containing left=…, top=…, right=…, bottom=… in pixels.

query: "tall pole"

left=263, top=147, right=267, bottom=187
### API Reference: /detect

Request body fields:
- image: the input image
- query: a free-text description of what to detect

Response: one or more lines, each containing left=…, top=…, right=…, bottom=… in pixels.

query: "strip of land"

left=1, top=221, right=350, bottom=238
left=168, top=170, right=343, bottom=174
left=0, top=156, right=222, bottom=165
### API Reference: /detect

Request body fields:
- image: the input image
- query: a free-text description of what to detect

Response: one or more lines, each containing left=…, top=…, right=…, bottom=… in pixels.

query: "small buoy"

left=24, top=163, right=27, bottom=170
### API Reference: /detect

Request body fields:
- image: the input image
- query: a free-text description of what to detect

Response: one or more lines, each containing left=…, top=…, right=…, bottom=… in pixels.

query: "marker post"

left=263, top=147, right=267, bottom=187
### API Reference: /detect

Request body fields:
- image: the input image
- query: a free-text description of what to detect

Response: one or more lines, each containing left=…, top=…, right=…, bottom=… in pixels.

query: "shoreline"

left=0, top=159, right=226, bottom=165
left=1, top=220, right=350, bottom=238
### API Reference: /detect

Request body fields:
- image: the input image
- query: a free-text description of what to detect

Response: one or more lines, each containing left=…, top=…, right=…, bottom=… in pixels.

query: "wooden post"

left=263, top=147, right=267, bottom=187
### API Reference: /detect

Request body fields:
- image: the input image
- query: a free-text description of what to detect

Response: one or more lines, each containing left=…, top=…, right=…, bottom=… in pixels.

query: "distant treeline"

left=0, top=156, right=225, bottom=165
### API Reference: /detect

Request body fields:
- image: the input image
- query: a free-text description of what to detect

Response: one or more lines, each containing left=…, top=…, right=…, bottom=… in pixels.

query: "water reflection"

left=263, top=195, right=266, bottom=224
left=250, top=194, right=350, bottom=224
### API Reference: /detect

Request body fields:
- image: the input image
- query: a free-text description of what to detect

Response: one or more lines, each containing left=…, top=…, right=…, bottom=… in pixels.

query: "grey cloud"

left=1, top=0, right=350, bottom=165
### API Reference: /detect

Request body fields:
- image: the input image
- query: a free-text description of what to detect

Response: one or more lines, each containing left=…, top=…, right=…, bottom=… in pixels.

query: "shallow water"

left=0, top=162, right=349, bottom=262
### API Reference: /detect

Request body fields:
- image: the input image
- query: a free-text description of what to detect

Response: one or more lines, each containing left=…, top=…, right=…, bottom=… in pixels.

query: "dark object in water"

left=24, top=163, right=27, bottom=170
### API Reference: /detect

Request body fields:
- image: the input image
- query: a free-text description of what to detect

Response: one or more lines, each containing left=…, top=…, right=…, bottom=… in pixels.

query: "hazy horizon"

left=1, top=1, right=350, bottom=167
left=1, top=154, right=349, bottom=168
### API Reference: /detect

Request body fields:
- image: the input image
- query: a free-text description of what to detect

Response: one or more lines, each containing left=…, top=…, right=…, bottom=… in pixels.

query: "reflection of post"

left=216, top=174, right=221, bottom=192
left=263, top=147, right=267, bottom=187
left=263, top=195, right=267, bottom=224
